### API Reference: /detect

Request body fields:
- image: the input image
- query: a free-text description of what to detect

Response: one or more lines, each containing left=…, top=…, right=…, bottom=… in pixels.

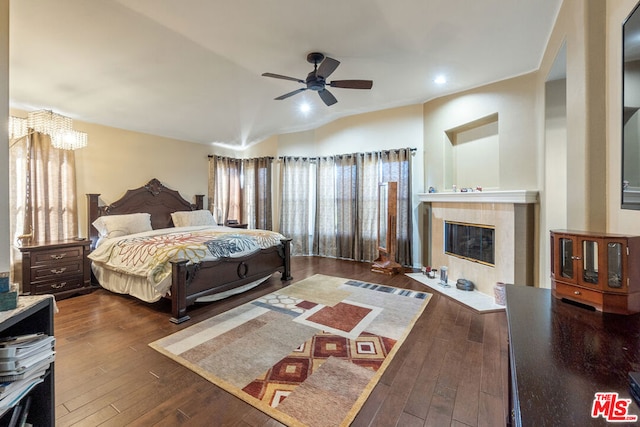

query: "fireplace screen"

left=444, top=221, right=495, bottom=266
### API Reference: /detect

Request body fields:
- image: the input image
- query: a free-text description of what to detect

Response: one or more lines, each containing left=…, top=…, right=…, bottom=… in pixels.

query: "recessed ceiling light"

left=434, top=75, right=447, bottom=85
left=299, top=102, right=311, bottom=113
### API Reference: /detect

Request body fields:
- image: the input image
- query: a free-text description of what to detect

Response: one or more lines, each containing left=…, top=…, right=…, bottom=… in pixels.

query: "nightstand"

left=225, top=220, right=248, bottom=229
left=19, top=239, right=92, bottom=300
left=226, top=223, right=248, bottom=229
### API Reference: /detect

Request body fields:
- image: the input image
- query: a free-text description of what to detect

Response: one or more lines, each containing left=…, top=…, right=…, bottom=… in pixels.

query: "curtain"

left=279, top=148, right=413, bottom=266
left=356, top=152, right=381, bottom=262
left=209, top=156, right=273, bottom=228
left=279, top=157, right=312, bottom=255
left=9, top=132, right=78, bottom=282
left=242, top=157, right=272, bottom=230
left=335, top=155, right=357, bottom=260
left=208, top=156, right=242, bottom=224
left=313, top=157, right=336, bottom=257
left=382, top=148, right=413, bottom=266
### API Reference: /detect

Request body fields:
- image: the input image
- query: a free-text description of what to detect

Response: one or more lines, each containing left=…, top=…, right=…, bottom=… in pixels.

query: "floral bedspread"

left=88, top=226, right=286, bottom=293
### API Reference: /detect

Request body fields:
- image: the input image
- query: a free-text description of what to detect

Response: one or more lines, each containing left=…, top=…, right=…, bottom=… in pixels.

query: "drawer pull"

left=571, top=256, right=582, bottom=260
left=574, top=290, right=581, bottom=295
left=51, top=283, right=66, bottom=289
left=50, top=267, right=67, bottom=274
left=50, top=253, right=66, bottom=260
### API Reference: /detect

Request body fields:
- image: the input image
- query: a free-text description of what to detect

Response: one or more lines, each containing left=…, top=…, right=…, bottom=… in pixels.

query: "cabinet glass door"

left=606, top=242, right=623, bottom=289
left=560, top=238, right=574, bottom=279
left=581, top=239, right=599, bottom=285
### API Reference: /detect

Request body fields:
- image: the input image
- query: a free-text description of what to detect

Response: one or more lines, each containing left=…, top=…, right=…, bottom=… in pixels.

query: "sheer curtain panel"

left=209, top=156, right=241, bottom=224
left=279, top=157, right=312, bottom=255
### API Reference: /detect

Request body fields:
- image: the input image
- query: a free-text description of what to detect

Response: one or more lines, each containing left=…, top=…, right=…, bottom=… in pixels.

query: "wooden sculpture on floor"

left=372, top=181, right=402, bottom=275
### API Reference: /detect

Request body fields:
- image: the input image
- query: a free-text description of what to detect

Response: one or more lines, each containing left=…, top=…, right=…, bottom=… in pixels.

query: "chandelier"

left=9, top=110, right=88, bottom=150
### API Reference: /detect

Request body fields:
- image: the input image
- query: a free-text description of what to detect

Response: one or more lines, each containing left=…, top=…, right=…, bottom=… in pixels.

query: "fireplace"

left=418, top=190, right=538, bottom=295
left=444, top=221, right=495, bottom=266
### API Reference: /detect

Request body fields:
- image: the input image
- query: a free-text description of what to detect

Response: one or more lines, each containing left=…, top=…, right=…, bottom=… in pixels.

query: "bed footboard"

left=169, top=238, right=292, bottom=323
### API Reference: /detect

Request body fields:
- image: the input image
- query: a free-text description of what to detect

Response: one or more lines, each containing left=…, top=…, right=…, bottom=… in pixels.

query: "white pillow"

left=92, top=213, right=152, bottom=239
left=171, top=210, right=217, bottom=227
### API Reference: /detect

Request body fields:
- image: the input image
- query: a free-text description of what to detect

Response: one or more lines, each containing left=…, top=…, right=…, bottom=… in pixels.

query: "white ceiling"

left=9, top=0, right=562, bottom=149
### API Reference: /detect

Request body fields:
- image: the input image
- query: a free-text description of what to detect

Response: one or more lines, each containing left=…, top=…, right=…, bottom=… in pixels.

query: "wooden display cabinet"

left=550, top=229, right=640, bottom=314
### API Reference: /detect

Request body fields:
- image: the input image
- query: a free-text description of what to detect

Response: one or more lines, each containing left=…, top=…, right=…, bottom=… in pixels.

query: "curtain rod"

left=208, top=155, right=274, bottom=160
left=277, top=147, right=417, bottom=161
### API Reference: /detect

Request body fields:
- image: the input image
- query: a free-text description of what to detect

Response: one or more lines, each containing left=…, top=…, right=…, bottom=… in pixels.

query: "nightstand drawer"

left=31, top=259, right=83, bottom=281
left=31, top=246, right=83, bottom=266
left=31, top=277, right=84, bottom=294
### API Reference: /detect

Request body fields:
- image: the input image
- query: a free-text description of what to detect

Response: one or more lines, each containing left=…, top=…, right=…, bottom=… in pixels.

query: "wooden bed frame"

left=87, top=178, right=292, bottom=323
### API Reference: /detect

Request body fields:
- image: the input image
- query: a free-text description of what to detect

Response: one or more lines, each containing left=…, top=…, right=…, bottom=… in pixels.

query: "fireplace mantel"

left=418, top=190, right=538, bottom=204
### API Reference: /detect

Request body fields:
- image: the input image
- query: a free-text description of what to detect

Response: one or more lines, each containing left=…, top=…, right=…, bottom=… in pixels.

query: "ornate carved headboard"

left=87, top=178, right=204, bottom=249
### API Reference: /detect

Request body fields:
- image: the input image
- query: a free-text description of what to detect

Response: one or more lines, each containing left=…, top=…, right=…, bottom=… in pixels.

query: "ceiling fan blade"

left=329, top=80, right=373, bottom=89
left=317, top=57, right=340, bottom=78
left=274, top=88, right=307, bottom=100
left=318, top=89, right=338, bottom=106
left=262, top=72, right=305, bottom=84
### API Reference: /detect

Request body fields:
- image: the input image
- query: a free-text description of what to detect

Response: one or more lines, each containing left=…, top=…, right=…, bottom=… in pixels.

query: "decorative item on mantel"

left=0, top=272, right=17, bottom=311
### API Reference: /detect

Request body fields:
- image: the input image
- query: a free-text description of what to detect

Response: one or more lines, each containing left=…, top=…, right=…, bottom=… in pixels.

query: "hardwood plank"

left=424, top=383, right=456, bottom=426
left=451, top=341, right=483, bottom=425
left=480, top=312, right=503, bottom=398
left=52, top=256, right=508, bottom=426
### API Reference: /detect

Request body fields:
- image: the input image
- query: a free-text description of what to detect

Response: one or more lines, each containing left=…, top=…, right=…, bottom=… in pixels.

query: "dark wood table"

left=506, top=284, right=640, bottom=426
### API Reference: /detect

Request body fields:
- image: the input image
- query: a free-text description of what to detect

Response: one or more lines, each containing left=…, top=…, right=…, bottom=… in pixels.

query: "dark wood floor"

left=53, top=257, right=509, bottom=426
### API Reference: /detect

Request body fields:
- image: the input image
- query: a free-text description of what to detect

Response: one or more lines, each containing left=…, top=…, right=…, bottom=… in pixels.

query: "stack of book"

left=0, top=333, right=55, bottom=424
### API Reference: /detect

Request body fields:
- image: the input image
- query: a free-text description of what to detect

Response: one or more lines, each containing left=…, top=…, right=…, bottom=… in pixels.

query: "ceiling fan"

left=262, top=52, right=373, bottom=106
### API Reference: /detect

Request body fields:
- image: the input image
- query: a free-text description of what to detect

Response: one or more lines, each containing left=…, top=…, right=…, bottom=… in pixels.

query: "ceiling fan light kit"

left=262, top=52, right=373, bottom=106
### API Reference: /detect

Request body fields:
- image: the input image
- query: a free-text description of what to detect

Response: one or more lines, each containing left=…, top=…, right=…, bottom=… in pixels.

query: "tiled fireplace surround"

left=418, top=191, right=538, bottom=295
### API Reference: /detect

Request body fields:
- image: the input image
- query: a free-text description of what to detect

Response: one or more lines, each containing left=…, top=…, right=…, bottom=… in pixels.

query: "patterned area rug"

left=149, top=274, right=431, bottom=427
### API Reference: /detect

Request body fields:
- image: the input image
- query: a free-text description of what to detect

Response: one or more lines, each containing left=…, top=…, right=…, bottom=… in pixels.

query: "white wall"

left=423, top=73, right=539, bottom=194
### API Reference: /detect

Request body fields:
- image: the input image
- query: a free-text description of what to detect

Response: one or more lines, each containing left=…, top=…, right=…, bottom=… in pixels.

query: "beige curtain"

left=208, top=156, right=273, bottom=228
left=279, top=157, right=312, bottom=255
left=208, top=156, right=241, bottom=224
left=9, top=132, right=78, bottom=281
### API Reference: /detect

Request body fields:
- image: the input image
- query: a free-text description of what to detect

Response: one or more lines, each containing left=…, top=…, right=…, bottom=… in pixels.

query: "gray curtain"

left=242, top=157, right=273, bottom=230
left=335, top=155, right=357, bottom=260
left=313, top=157, right=336, bottom=257
left=281, top=148, right=413, bottom=266
left=382, top=148, right=413, bottom=266
left=356, top=152, right=381, bottom=262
